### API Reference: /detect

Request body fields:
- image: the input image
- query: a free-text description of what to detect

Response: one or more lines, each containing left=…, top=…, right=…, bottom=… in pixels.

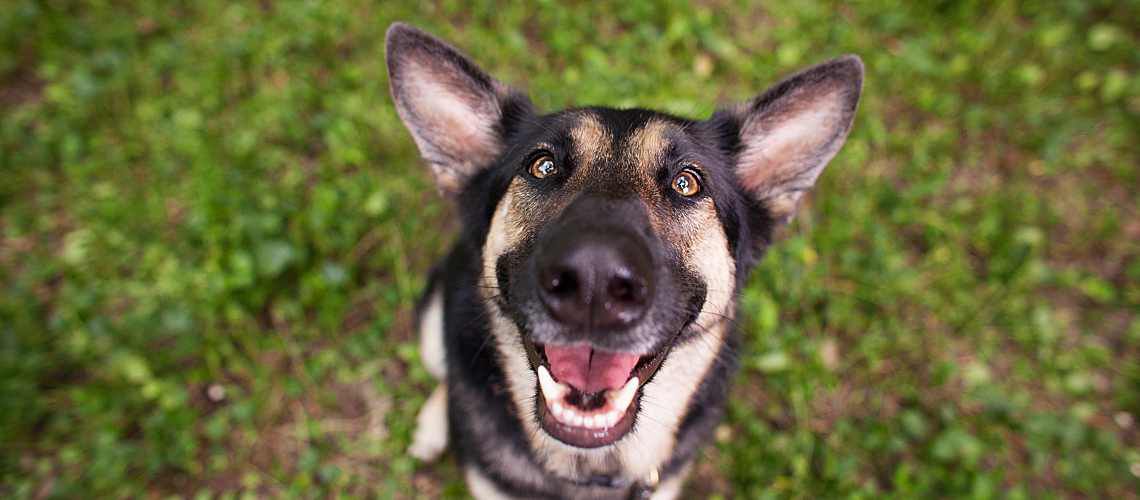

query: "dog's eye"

left=529, top=155, right=558, bottom=179
left=671, top=168, right=702, bottom=197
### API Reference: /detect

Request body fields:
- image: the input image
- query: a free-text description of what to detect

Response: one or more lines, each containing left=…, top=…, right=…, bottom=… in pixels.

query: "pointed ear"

left=386, top=23, right=532, bottom=197
left=723, top=55, right=863, bottom=223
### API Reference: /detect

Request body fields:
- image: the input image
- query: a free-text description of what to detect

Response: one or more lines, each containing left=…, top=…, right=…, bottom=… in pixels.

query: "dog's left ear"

left=716, top=55, right=863, bottom=223
left=386, top=23, right=532, bottom=197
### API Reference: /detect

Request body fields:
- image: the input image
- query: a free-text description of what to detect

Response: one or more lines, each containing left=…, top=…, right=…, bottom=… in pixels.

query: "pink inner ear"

left=736, top=101, right=842, bottom=198
left=388, top=24, right=517, bottom=197
left=399, top=61, right=504, bottom=193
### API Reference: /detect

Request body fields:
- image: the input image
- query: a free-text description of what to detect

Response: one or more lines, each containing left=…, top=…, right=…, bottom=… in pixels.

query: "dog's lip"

left=536, top=382, right=640, bottom=448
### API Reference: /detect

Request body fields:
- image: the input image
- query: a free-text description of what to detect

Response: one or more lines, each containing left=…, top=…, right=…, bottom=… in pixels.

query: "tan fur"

left=408, top=384, right=449, bottom=461
left=482, top=181, right=527, bottom=277
left=625, top=119, right=672, bottom=178
left=466, top=466, right=514, bottom=500
left=418, top=288, right=446, bottom=379
left=410, top=288, right=450, bottom=461
left=569, top=113, right=613, bottom=175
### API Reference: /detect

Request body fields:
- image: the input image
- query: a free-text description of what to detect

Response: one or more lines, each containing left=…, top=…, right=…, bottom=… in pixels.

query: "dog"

left=387, top=22, right=862, bottom=499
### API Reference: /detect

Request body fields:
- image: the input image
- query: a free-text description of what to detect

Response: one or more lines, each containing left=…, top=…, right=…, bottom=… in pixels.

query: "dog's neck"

left=558, top=470, right=657, bottom=499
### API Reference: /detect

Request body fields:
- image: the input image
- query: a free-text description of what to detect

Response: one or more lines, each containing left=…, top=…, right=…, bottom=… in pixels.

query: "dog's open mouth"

left=525, top=339, right=672, bottom=448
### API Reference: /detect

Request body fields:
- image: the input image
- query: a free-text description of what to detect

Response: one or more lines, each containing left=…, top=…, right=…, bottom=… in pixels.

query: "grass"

left=1, top=0, right=1138, bottom=497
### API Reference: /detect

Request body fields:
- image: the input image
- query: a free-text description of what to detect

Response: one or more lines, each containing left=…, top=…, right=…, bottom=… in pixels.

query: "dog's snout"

left=537, top=233, right=653, bottom=330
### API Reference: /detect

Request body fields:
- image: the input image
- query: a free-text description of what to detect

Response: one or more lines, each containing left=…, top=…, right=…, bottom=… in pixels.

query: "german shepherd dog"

left=387, top=23, right=862, bottom=499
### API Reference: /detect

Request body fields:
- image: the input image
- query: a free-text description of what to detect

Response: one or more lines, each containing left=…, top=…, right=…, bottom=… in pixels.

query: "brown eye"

left=529, top=155, right=558, bottom=179
left=671, top=169, right=702, bottom=197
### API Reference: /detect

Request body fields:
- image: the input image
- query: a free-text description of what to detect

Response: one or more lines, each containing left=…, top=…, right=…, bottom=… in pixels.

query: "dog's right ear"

left=386, top=23, right=533, bottom=197
left=712, top=55, right=863, bottom=225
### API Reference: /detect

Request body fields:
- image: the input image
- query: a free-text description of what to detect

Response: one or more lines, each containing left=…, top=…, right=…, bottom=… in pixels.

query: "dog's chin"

left=522, top=335, right=676, bottom=449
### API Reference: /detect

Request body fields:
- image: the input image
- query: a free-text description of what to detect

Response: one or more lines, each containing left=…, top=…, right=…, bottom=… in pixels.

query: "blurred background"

left=2, top=1, right=1138, bottom=497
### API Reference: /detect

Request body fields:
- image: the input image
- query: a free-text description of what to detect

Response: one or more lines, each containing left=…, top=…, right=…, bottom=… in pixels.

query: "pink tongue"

left=544, top=344, right=641, bottom=394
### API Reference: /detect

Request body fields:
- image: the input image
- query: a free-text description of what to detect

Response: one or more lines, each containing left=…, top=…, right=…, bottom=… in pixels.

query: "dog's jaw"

left=529, top=342, right=656, bottom=448
left=537, top=366, right=639, bottom=446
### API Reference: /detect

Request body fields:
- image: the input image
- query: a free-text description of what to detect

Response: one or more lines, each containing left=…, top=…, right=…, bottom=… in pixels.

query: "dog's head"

left=388, top=23, right=861, bottom=480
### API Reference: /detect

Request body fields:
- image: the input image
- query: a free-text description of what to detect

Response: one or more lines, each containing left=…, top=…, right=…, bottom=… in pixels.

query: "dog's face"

left=388, top=23, right=861, bottom=480
left=481, top=109, right=738, bottom=452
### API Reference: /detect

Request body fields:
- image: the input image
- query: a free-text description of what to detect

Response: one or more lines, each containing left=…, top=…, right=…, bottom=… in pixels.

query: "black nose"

left=536, top=232, right=653, bottom=330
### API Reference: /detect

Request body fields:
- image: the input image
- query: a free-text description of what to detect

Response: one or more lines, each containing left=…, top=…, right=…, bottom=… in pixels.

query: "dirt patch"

left=0, top=64, right=44, bottom=110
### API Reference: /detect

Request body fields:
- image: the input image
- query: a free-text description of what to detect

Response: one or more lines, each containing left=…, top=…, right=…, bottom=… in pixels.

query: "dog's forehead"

left=555, top=109, right=685, bottom=192
left=567, top=112, right=612, bottom=168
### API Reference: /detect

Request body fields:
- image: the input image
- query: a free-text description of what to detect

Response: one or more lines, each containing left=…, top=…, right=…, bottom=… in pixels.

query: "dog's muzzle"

left=506, top=196, right=702, bottom=448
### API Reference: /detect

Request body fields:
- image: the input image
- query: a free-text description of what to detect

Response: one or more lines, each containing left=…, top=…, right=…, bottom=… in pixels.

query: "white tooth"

left=551, top=402, right=565, bottom=419
left=608, top=377, right=639, bottom=413
left=561, top=407, right=577, bottom=426
left=537, top=366, right=567, bottom=401
left=588, top=415, right=601, bottom=428
left=605, top=411, right=620, bottom=428
left=582, top=415, right=595, bottom=428
left=572, top=413, right=584, bottom=427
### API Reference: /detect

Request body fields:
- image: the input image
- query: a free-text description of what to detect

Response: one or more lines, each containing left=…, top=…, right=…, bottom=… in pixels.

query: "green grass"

left=2, top=1, right=1137, bottom=497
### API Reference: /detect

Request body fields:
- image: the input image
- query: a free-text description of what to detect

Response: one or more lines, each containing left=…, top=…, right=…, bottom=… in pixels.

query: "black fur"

left=387, top=22, right=862, bottom=498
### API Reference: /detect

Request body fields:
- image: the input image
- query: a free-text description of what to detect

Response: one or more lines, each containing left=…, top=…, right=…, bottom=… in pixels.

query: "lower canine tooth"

left=608, top=376, right=640, bottom=414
